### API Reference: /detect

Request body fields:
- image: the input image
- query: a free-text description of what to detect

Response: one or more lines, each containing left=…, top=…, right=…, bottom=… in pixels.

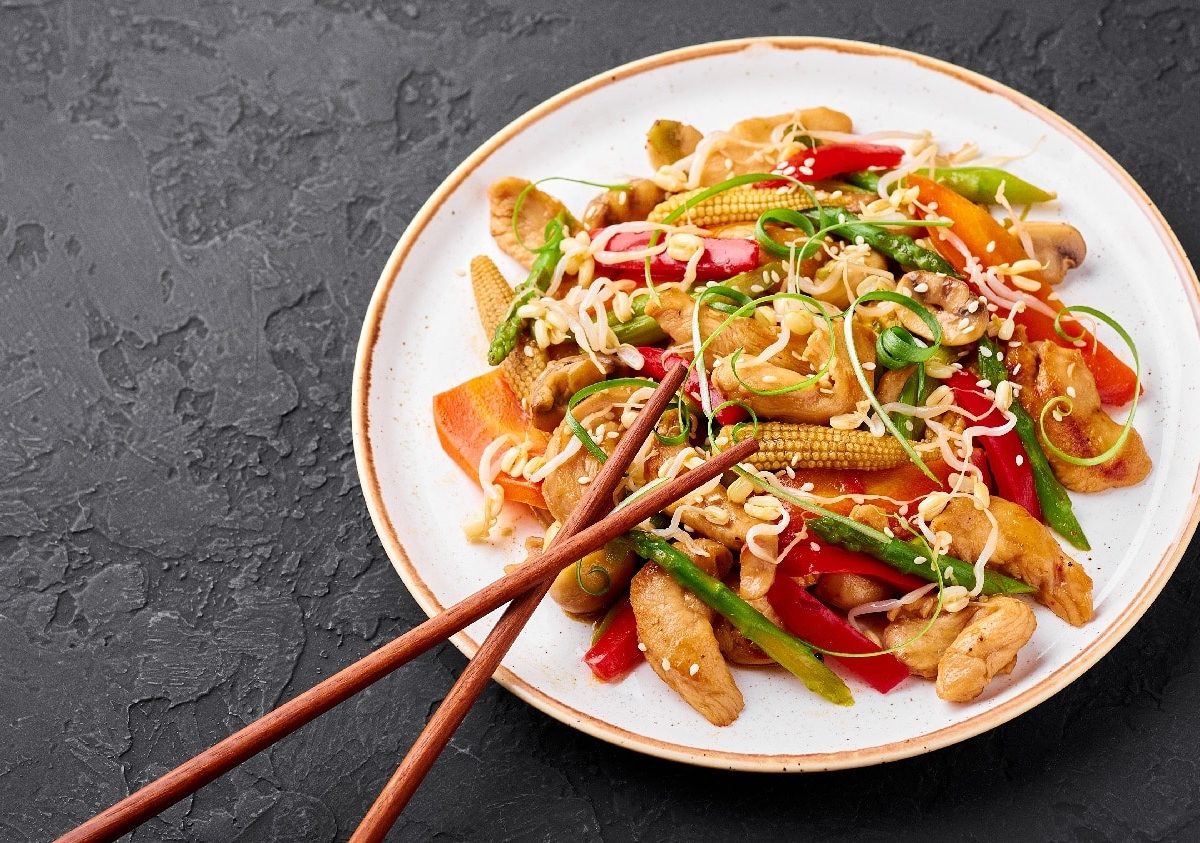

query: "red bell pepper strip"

left=759, top=142, right=904, bottom=187
left=945, top=371, right=1042, bottom=521
left=777, top=535, right=928, bottom=594
left=595, top=230, right=761, bottom=283
left=908, top=174, right=1138, bottom=406
left=767, top=575, right=910, bottom=693
left=635, top=346, right=748, bottom=425
left=583, top=599, right=642, bottom=681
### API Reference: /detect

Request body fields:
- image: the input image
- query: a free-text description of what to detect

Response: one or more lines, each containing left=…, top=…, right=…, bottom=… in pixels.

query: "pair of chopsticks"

left=59, top=364, right=758, bottom=843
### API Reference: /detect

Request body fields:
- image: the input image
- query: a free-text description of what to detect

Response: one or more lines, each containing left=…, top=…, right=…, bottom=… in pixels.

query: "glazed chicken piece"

left=667, top=485, right=762, bottom=550
left=931, top=496, right=1093, bottom=626
left=1008, top=339, right=1151, bottom=492
left=685, top=108, right=854, bottom=187
left=882, top=596, right=976, bottom=679
left=488, top=177, right=576, bottom=270
left=645, top=287, right=810, bottom=369
left=936, top=596, right=1036, bottom=702
left=539, top=388, right=631, bottom=523
left=527, top=353, right=611, bottom=431
left=711, top=317, right=877, bottom=425
left=882, top=595, right=1036, bottom=701
left=630, top=540, right=744, bottom=726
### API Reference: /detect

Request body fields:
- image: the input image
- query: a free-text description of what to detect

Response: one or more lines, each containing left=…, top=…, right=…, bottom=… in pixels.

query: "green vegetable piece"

left=807, top=517, right=1035, bottom=596
left=719, top=260, right=787, bottom=299
left=976, top=336, right=1090, bottom=550
left=628, top=531, right=853, bottom=706
left=891, top=367, right=931, bottom=441
left=487, top=211, right=570, bottom=366
left=610, top=313, right=667, bottom=346
left=843, top=168, right=1055, bottom=205
left=802, top=208, right=958, bottom=276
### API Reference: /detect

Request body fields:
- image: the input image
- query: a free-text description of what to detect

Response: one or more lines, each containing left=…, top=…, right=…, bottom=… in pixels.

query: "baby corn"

left=647, top=185, right=866, bottom=227
left=471, top=255, right=547, bottom=403
left=718, top=422, right=911, bottom=471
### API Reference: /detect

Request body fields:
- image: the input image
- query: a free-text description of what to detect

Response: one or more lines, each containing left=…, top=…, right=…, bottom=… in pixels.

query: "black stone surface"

left=2, top=2, right=1198, bottom=840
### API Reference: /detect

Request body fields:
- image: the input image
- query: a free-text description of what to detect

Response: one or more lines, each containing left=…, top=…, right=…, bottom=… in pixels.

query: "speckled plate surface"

left=352, top=37, right=1200, bottom=771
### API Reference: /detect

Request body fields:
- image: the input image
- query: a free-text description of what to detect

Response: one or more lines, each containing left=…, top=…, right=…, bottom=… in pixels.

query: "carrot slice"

left=432, top=370, right=548, bottom=509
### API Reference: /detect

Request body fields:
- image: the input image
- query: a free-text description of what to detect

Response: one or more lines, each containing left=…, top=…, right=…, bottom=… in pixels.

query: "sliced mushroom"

left=527, top=353, right=612, bottom=431
left=1024, top=221, right=1086, bottom=285
left=894, top=271, right=988, bottom=346
left=582, top=179, right=666, bottom=229
left=549, top=537, right=638, bottom=615
left=646, top=119, right=704, bottom=170
left=488, top=177, right=576, bottom=270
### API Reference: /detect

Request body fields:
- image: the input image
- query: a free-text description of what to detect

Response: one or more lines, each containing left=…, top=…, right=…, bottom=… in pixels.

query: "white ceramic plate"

left=352, top=38, right=1200, bottom=770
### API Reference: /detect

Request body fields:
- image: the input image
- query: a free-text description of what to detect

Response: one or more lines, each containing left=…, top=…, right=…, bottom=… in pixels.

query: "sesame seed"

left=797, top=166, right=814, bottom=177
left=958, top=317, right=972, bottom=330
left=637, top=642, right=647, bottom=652
left=661, top=658, right=671, bottom=671
left=1016, top=455, right=1025, bottom=466
left=1066, top=386, right=1077, bottom=398
left=976, top=379, right=992, bottom=389
left=578, top=475, right=591, bottom=485
left=985, top=240, right=996, bottom=253
left=979, top=346, right=993, bottom=357
left=967, top=300, right=980, bottom=313
left=914, top=282, right=929, bottom=293
left=689, top=663, right=700, bottom=676
left=809, top=541, right=821, bottom=552
left=1012, top=363, right=1022, bottom=375
left=862, top=361, right=877, bottom=371
left=800, top=482, right=815, bottom=492
left=899, top=504, right=910, bottom=515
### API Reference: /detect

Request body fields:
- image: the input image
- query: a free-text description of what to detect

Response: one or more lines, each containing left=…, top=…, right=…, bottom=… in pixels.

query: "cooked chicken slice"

left=667, top=485, right=761, bottom=550
left=488, top=177, right=576, bottom=270
left=883, top=594, right=1036, bottom=700
left=815, top=573, right=891, bottom=611
left=539, top=388, right=630, bottom=523
left=876, top=365, right=916, bottom=405
left=528, top=353, right=611, bottom=431
left=711, top=317, right=877, bottom=424
left=1008, top=340, right=1151, bottom=491
left=715, top=579, right=780, bottom=666
left=630, top=542, right=744, bottom=726
left=644, top=287, right=810, bottom=369
left=686, top=108, right=855, bottom=187
left=882, top=597, right=975, bottom=679
left=582, top=179, right=666, bottom=228
left=936, top=596, right=1036, bottom=702
left=931, top=496, right=1093, bottom=626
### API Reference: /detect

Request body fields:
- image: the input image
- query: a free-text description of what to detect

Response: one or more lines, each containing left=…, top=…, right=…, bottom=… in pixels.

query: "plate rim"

left=351, top=36, right=1200, bottom=772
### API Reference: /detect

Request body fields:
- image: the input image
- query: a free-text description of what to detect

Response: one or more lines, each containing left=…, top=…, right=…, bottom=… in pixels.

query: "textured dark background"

left=2, top=1, right=1197, bottom=840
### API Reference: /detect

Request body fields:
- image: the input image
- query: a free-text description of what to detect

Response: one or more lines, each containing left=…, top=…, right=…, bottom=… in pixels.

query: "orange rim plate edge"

left=350, top=36, right=1200, bottom=772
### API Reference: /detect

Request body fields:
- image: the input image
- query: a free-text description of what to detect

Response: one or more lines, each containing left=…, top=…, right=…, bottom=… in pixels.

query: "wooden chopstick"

left=60, top=366, right=759, bottom=843
left=349, top=363, right=690, bottom=838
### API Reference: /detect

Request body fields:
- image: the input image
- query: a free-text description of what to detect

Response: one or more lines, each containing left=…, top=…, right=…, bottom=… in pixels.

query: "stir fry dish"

left=431, top=106, right=1151, bottom=725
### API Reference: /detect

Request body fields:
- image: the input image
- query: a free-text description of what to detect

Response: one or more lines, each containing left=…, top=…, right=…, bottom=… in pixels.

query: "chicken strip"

left=1008, top=339, right=1150, bottom=492
left=644, top=287, right=810, bottom=369
left=630, top=541, right=743, bottom=726
left=931, top=496, right=1093, bottom=626
left=883, top=595, right=1036, bottom=701
left=882, top=597, right=976, bottom=679
left=936, top=596, right=1036, bottom=702
left=711, top=317, right=876, bottom=425
left=488, top=177, right=576, bottom=270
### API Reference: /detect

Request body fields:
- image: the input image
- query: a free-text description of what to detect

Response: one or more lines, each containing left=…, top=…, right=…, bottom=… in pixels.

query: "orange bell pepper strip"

left=909, top=174, right=1138, bottom=406
left=432, top=370, right=548, bottom=509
